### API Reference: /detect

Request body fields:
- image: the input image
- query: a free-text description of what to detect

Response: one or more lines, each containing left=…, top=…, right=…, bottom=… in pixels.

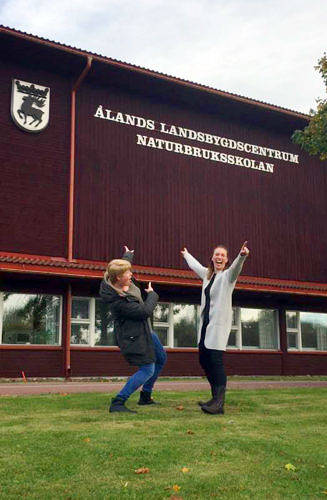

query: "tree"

left=292, top=54, right=327, bottom=160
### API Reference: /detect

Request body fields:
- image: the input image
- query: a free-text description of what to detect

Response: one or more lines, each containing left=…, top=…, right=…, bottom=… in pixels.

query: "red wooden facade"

left=0, top=26, right=326, bottom=377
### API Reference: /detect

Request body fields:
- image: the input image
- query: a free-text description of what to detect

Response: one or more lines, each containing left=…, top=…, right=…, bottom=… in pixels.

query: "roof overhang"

left=1, top=251, right=326, bottom=297
left=0, top=25, right=310, bottom=131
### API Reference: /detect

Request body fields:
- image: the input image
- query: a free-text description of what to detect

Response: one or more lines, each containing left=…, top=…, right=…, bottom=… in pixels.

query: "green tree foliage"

left=292, top=54, right=327, bottom=160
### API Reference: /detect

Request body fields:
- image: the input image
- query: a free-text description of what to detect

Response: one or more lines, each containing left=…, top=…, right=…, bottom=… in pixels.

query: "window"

left=70, top=297, right=116, bottom=347
left=153, top=302, right=199, bottom=347
left=152, top=304, right=278, bottom=350
left=95, top=299, right=116, bottom=346
left=286, top=311, right=327, bottom=351
left=227, top=308, right=279, bottom=350
left=71, top=297, right=116, bottom=346
left=153, top=303, right=170, bottom=346
left=69, top=298, right=279, bottom=351
left=0, top=292, right=61, bottom=345
left=71, top=298, right=91, bottom=345
left=173, top=304, right=198, bottom=347
left=227, top=308, right=240, bottom=348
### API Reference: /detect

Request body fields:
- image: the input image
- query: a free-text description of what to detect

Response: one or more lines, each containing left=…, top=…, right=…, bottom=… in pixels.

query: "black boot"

left=201, top=386, right=226, bottom=415
left=138, top=390, right=157, bottom=405
left=198, top=383, right=219, bottom=407
left=198, top=398, right=214, bottom=407
left=109, top=396, right=136, bottom=413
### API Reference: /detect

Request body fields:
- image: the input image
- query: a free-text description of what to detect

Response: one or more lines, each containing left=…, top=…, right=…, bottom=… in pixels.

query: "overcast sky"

left=1, top=0, right=327, bottom=114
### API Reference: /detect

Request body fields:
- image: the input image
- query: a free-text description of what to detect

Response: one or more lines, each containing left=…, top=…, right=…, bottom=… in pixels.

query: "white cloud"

left=1, top=0, right=326, bottom=112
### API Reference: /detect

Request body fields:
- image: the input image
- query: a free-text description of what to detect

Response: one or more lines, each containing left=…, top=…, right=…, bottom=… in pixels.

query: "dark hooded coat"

left=99, top=278, right=158, bottom=366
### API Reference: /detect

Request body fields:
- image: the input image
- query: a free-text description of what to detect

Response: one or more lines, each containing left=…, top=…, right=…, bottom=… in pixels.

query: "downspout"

left=65, top=56, right=92, bottom=379
left=68, top=55, right=93, bottom=261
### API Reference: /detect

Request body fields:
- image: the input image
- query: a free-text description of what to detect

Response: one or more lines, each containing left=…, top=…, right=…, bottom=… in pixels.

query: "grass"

left=0, top=388, right=326, bottom=499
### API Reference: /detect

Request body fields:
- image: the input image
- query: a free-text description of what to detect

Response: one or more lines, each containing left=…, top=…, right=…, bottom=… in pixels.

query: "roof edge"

left=0, top=252, right=326, bottom=297
left=0, top=25, right=310, bottom=121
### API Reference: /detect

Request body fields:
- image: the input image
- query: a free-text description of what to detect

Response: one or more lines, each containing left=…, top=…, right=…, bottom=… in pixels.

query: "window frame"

left=153, top=301, right=200, bottom=348
left=227, top=307, right=280, bottom=351
left=71, top=296, right=117, bottom=347
left=286, top=310, right=327, bottom=352
left=71, top=296, right=93, bottom=346
left=0, top=292, right=62, bottom=346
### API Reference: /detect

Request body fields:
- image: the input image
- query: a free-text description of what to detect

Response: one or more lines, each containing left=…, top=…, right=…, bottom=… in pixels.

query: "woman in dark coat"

left=99, top=247, right=166, bottom=413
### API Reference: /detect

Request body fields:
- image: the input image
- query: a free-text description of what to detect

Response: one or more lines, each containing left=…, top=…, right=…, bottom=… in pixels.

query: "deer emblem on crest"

left=11, top=79, right=50, bottom=133
left=17, top=95, right=46, bottom=127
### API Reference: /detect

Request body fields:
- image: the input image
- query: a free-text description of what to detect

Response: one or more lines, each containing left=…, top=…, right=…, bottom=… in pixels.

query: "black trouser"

left=198, top=343, right=227, bottom=394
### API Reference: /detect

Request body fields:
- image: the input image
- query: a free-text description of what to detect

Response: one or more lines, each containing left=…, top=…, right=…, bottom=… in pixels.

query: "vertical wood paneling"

left=74, top=83, right=327, bottom=283
left=0, top=61, right=70, bottom=257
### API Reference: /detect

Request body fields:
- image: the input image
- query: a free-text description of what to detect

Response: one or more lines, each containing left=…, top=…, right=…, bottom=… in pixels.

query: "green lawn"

left=0, top=388, right=326, bottom=499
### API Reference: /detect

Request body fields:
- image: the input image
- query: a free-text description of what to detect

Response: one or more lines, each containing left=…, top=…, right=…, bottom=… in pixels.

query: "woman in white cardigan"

left=181, top=242, right=249, bottom=414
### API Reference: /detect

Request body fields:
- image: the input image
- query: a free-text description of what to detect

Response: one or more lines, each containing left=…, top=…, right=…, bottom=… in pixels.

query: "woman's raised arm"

left=181, top=248, right=207, bottom=280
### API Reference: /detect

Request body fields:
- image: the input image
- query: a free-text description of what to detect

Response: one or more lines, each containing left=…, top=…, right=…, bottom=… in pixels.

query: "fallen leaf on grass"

left=59, top=393, right=68, bottom=396
left=134, top=467, right=150, bottom=474
left=181, top=467, right=190, bottom=473
left=176, top=406, right=184, bottom=411
left=186, top=430, right=194, bottom=435
left=322, top=491, right=327, bottom=495
left=284, top=463, right=296, bottom=471
left=172, top=485, right=181, bottom=492
left=83, top=438, right=91, bottom=443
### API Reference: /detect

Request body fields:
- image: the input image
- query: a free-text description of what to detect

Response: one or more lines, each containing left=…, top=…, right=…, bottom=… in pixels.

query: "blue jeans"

left=117, top=333, right=167, bottom=400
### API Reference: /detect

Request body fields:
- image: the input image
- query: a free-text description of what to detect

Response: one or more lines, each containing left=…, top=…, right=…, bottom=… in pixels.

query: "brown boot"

left=201, top=386, right=225, bottom=415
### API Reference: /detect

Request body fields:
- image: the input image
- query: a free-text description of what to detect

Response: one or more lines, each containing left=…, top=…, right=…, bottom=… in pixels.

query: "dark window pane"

left=242, top=318, right=259, bottom=347
left=153, top=303, right=169, bottom=323
left=95, top=299, right=116, bottom=346
left=2, top=294, right=60, bottom=345
left=300, top=312, right=327, bottom=350
left=154, top=327, right=168, bottom=346
left=228, top=330, right=236, bottom=347
left=72, top=299, right=89, bottom=319
left=71, top=324, right=89, bottom=344
left=241, top=309, right=278, bottom=349
left=173, top=304, right=197, bottom=347
left=286, top=311, right=297, bottom=329
left=232, top=308, right=237, bottom=326
left=287, top=332, right=297, bottom=348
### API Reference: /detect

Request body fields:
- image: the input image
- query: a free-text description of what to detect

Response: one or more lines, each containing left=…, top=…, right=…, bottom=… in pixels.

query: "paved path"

left=0, top=380, right=326, bottom=396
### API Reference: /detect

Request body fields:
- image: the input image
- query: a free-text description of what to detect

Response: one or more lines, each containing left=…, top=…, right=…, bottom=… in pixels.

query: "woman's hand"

left=145, top=282, right=154, bottom=293
left=123, top=245, right=134, bottom=253
left=180, top=247, right=188, bottom=257
left=240, top=241, right=249, bottom=256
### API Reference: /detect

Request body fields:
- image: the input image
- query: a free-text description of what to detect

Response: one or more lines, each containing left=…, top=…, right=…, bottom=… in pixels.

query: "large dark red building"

left=0, top=26, right=326, bottom=378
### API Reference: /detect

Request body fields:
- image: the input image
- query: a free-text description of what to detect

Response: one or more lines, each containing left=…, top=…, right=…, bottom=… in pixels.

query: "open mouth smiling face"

left=212, top=247, right=228, bottom=271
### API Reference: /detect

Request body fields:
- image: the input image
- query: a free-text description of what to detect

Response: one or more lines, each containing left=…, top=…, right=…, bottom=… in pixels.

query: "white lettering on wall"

left=94, top=104, right=300, bottom=174
left=136, top=134, right=275, bottom=173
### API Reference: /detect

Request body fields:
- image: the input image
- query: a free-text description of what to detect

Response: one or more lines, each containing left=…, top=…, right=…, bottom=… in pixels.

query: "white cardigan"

left=183, top=251, right=247, bottom=351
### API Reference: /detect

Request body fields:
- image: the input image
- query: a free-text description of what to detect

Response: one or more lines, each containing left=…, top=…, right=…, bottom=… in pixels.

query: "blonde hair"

left=207, top=245, right=229, bottom=280
left=104, top=259, right=131, bottom=284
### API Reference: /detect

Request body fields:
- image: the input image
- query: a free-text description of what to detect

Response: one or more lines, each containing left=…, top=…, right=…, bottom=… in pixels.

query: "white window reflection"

left=286, top=311, right=327, bottom=351
left=0, top=293, right=61, bottom=345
